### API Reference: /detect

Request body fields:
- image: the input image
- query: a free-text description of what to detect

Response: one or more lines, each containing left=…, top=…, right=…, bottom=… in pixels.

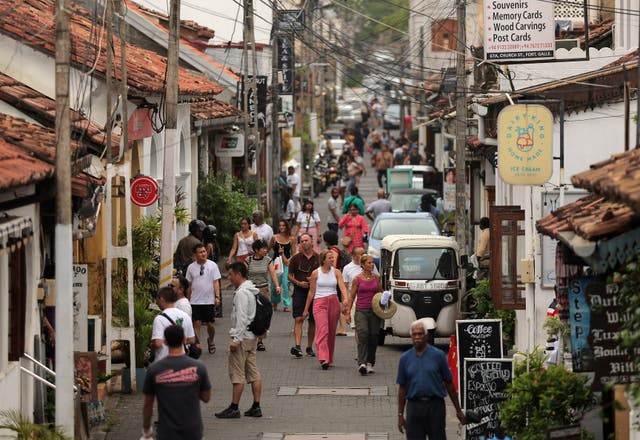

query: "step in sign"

left=484, top=0, right=555, bottom=62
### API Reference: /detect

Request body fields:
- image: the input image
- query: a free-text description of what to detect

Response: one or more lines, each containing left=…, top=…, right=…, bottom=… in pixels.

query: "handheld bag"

left=273, top=256, right=284, bottom=276
left=248, top=292, right=273, bottom=337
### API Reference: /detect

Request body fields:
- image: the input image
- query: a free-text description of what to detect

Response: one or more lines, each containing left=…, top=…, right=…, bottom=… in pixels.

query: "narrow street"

left=102, top=150, right=463, bottom=440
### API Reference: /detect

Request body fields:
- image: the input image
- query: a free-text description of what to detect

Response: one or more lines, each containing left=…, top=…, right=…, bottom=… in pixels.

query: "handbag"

left=273, top=256, right=284, bottom=276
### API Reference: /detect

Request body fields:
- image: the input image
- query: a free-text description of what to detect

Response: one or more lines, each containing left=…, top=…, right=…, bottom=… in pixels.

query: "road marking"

left=277, top=386, right=388, bottom=396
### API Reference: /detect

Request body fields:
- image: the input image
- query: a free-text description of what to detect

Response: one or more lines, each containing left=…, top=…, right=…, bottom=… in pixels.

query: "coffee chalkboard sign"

left=464, top=358, right=513, bottom=440
left=456, top=319, right=503, bottom=405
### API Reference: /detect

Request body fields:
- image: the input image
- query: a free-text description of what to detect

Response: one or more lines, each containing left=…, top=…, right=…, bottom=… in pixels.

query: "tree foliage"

left=197, top=175, right=258, bottom=251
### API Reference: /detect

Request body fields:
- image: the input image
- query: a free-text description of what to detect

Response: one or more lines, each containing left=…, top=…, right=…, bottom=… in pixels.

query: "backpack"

left=248, top=292, right=273, bottom=337
left=332, top=246, right=352, bottom=271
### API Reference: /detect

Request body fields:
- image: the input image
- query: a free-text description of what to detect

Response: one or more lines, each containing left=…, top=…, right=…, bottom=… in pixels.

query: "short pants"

left=291, top=286, right=314, bottom=322
left=191, top=304, right=215, bottom=323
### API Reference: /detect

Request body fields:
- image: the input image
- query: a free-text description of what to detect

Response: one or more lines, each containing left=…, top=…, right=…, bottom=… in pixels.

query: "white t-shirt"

left=186, top=260, right=221, bottom=305
left=286, top=199, right=297, bottom=220
left=342, top=261, right=379, bottom=290
left=287, top=173, right=301, bottom=198
left=151, top=307, right=195, bottom=361
left=327, top=196, right=339, bottom=224
left=175, top=297, right=192, bottom=317
left=251, top=223, right=274, bottom=245
left=296, top=211, right=321, bottom=229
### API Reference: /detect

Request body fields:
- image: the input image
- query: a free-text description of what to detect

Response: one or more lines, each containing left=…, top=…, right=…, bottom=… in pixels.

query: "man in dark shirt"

left=287, top=233, right=319, bottom=358
left=142, top=325, right=211, bottom=440
left=174, top=220, right=205, bottom=274
left=396, top=319, right=465, bottom=439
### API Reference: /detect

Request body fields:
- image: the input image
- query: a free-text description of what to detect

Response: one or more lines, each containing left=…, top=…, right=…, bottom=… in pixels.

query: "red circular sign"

left=130, top=175, right=159, bottom=207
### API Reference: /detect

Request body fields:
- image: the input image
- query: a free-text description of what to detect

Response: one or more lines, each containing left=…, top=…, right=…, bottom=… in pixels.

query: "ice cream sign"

left=497, top=104, right=553, bottom=185
left=484, top=0, right=555, bottom=62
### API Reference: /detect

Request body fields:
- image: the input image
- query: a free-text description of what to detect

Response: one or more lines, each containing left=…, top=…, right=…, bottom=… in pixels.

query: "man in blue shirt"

left=396, top=319, right=465, bottom=439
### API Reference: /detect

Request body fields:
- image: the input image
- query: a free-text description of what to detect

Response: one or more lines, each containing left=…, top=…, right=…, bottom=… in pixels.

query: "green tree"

left=197, top=175, right=258, bottom=251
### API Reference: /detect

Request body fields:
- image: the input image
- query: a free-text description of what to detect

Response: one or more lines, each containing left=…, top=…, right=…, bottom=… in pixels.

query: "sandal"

left=207, top=338, right=216, bottom=354
left=257, top=340, right=266, bottom=351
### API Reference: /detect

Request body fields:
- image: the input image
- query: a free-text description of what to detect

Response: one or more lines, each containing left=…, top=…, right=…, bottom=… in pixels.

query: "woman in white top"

left=294, top=200, right=322, bottom=253
left=303, top=250, right=347, bottom=370
left=226, top=217, right=258, bottom=265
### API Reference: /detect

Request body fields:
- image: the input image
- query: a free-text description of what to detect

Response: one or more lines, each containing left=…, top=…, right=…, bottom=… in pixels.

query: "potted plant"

left=0, top=409, right=69, bottom=439
left=468, top=279, right=516, bottom=354
left=499, top=350, right=596, bottom=440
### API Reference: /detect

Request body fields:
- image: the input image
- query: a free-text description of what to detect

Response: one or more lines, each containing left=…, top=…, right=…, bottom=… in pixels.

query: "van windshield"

left=393, top=248, right=458, bottom=280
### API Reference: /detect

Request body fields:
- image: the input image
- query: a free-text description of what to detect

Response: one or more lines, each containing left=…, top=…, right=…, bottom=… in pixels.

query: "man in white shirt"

left=171, top=274, right=192, bottom=317
left=251, top=210, right=273, bottom=245
left=365, top=189, right=393, bottom=221
left=151, top=286, right=196, bottom=362
left=186, top=244, right=222, bottom=354
left=326, top=187, right=341, bottom=232
left=287, top=165, right=301, bottom=208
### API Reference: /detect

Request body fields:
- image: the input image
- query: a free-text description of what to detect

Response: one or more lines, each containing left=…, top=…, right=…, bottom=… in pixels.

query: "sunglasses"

left=200, top=265, right=205, bottom=276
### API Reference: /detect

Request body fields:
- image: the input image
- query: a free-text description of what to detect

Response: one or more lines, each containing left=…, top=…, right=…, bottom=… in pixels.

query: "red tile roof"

left=0, top=0, right=223, bottom=96
left=190, top=99, right=246, bottom=121
left=0, top=137, right=53, bottom=191
left=536, top=194, right=639, bottom=240
left=0, top=71, right=119, bottom=156
left=571, top=148, right=640, bottom=212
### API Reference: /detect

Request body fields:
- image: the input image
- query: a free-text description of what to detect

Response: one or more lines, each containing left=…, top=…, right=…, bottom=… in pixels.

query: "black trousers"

left=405, top=397, right=446, bottom=440
left=377, top=169, right=387, bottom=188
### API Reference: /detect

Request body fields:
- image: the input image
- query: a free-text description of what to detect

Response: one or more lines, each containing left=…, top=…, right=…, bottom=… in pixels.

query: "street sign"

left=238, top=76, right=268, bottom=128
left=130, top=175, right=159, bottom=207
left=277, top=10, right=305, bottom=32
left=484, top=0, right=555, bottom=62
left=214, top=133, right=245, bottom=157
left=498, top=104, right=553, bottom=185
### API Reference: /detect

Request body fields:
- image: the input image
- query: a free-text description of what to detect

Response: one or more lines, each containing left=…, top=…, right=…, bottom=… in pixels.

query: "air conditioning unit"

left=88, top=315, right=102, bottom=352
left=555, top=39, right=580, bottom=50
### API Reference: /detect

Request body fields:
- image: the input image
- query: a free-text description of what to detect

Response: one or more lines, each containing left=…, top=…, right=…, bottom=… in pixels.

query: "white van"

left=379, top=235, right=461, bottom=345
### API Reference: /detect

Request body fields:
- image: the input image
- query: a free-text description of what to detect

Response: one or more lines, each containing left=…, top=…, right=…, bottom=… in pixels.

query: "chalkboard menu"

left=587, top=280, right=639, bottom=390
left=456, top=320, right=503, bottom=406
left=464, top=358, right=513, bottom=440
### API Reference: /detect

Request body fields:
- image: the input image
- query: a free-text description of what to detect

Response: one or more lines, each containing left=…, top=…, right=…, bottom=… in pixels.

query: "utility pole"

left=159, top=0, right=180, bottom=287
left=270, top=2, right=281, bottom=222
left=105, top=0, right=113, bottom=162
left=54, top=0, right=74, bottom=436
left=242, top=1, right=250, bottom=193
left=248, top=0, right=260, bottom=199
left=455, top=0, right=468, bottom=291
left=117, top=0, right=128, bottom=159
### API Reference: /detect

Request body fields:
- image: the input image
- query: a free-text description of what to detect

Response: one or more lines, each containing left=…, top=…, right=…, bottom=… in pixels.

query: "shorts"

left=229, top=339, right=261, bottom=384
left=191, top=304, right=215, bottom=323
left=292, top=286, right=314, bottom=322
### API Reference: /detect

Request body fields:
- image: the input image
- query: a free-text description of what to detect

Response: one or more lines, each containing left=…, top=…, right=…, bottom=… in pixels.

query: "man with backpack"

left=151, top=286, right=196, bottom=362
left=215, top=262, right=264, bottom=419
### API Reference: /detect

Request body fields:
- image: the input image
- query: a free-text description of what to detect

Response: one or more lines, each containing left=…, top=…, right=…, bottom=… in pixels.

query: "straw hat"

left=371, top=292, right=398, bottom=320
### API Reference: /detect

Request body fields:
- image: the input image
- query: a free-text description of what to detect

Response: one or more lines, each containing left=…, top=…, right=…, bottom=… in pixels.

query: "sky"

left=137, top=0, right=273, bottom=44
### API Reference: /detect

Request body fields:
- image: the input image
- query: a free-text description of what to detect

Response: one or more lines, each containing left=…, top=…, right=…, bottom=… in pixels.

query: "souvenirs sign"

left=498, top=104, right=553, bottom=185
left=484, top=0, right=555, bottom=61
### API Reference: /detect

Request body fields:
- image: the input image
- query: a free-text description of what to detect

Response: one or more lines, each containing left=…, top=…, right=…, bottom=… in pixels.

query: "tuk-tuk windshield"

left=393, top=248, right=458, bottom=280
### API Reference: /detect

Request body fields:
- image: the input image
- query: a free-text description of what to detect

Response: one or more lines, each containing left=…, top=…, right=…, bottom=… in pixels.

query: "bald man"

left=366, top=189, right=392, bottom=221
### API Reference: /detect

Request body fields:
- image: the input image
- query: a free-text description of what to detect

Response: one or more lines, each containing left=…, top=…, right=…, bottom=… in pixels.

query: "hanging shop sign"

left=484, top=0, right=555, bottom=62
left=214, top=133, right=245, bottom=158
left=130, top=175, right=159, bottom=207
left=498, top=104, right=553, bottom=185
left=238, top=75, right=268, bottom=128
left=278, top=35, right=295, bottom=95
left=277, top=9, right=305, bottom=32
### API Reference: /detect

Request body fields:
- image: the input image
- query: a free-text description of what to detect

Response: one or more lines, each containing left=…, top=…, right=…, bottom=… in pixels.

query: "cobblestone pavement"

left=101, top=148, right=464, bottom=440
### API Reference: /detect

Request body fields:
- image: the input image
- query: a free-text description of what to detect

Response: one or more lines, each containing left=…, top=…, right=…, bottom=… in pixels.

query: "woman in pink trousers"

left=303, top=250, right=348, bottom=370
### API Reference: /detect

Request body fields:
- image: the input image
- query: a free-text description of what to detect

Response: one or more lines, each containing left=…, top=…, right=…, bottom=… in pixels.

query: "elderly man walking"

left=397, top=319, right=465, bottom=439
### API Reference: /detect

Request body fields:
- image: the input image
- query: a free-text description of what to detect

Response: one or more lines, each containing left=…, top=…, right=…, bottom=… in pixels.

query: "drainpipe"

left=471, top=103, right=498, bottom=146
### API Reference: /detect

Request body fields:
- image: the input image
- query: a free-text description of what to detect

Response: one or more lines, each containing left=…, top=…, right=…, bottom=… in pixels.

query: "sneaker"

left=243, top=407, right=262, bottom=417
left=290, top=346, right=303, bottom=358
left=366, top=363, right=375, bottom=374
left=257, top=340, right=266, bottom=351
left=321, top=361, right=330, bottom=370
left=358, top=364, right=367, bottom=375
left=306, top=347, right=316, bottom=357
left=215, top=407, right=240, bottom=419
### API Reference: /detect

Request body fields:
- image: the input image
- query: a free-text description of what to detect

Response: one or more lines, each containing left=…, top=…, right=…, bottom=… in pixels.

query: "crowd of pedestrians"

left=141, top=120, right=465, bottom=439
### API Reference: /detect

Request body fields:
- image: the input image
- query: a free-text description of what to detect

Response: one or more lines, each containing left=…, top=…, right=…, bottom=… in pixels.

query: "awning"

left=0, top=215, right=33, bottom=254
